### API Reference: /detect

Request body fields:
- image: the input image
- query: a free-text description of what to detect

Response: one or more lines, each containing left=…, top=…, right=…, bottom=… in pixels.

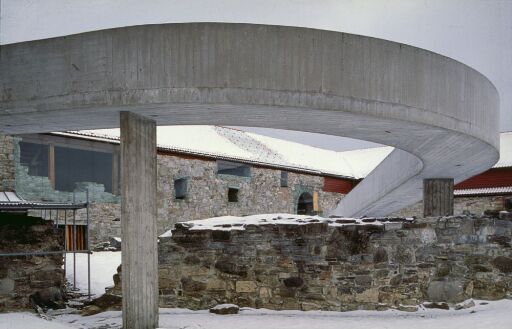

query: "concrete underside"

left=0, top=23, right=500, bottom=216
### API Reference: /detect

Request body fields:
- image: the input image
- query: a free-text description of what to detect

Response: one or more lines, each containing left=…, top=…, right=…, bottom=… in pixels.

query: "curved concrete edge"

left=0, top=23, right=501, bottom=217
left=332, top=148, right=424, bottom=217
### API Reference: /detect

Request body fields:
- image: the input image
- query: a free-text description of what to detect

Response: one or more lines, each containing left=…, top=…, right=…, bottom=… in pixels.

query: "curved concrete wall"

left=0, top=23, right=500, bottom=216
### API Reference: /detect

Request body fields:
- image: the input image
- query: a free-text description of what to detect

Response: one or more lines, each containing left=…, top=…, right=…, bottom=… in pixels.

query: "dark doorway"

left=297, top=192, right=313, bottom=215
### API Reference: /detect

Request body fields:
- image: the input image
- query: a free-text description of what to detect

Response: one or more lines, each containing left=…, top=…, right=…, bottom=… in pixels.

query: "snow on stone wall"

left=145, top=214, right=512, bottom=312
left=392, top=195, right=509, bottom=218
left=155, top=154, right=342, bottom=234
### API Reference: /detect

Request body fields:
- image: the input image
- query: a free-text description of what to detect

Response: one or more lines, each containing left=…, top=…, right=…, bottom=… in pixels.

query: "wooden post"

left=313, top=191, right=320, bottom=212
left=120, top=112, right=158, bottom=329
left=112, top=151, right=120, bottom=195
left=423, top=178, right=454, bottom=217
left=48, top=144, right=55, bottom=189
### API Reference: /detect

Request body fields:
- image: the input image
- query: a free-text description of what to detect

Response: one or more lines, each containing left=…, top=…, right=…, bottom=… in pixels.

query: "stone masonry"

left=156, top=154, right=341, bottom=234
left=0, top=214, right=65, bottom=311
left=0, top=135, right=15, bottom=191
left=143, top=214, right=512, bottom=311
left=13, top=138, right=342, bottom=245
left=392, top=195, right=511, bottom=218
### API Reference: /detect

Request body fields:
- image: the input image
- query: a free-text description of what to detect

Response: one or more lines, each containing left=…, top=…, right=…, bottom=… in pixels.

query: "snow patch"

left=159, top=213, right=411, bottom=237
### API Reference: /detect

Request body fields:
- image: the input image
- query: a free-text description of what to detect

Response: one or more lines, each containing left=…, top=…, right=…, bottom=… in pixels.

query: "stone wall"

left=156, top=154, right=342, bottom=233
left=151, top=215, right=512, bottom=311
left=0, top=214, right=65, bottom=311
left=10, top=136, right=343, bottom=245
left=392, top=195, right=511, bottom=218
left=0, top=135, right=16, bottom=191
left=29, top=154, right=341, bottom=246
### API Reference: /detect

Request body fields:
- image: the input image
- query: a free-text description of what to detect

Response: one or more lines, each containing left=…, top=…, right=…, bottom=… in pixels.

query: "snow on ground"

left=0, top=312, right=72, bottom=329
left=1, top=299, right=511, bottom=329
left=65, top=251, right=121, bottom=297
left=160, top=213, right=409, bottom=236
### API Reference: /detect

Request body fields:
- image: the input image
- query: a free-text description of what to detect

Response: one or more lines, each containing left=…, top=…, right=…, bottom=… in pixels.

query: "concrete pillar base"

left=120, top=111, right=158, bottom=329
left=423, top=178, right=454, bottom=217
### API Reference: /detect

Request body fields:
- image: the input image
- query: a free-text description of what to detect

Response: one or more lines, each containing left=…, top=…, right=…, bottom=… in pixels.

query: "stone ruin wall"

left=0, top=215, right=65, bottom=312
left=392, top=195, right=510, bottom=218
left=145, top=215, right=512, bottom=312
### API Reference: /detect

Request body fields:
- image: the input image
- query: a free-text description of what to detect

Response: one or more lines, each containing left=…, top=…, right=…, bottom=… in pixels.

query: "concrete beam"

left=423, top=179, right=454, bottom=217
left=120, top=111, right=158, bottom=329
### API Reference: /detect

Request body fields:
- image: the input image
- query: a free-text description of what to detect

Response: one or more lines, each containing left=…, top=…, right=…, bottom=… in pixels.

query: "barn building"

left=0, top=129, right=510, bottom=246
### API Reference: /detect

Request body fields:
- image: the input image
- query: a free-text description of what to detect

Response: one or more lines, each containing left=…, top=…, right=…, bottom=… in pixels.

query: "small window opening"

left=228, top=188, right=239, bottom=202
left=217, top=160, right=251, bottom=177
left=174, top=178, right=188, bottom=200
left=505, top=198, right=512, bottom=211
left=280, top=171, right=288, bottom=187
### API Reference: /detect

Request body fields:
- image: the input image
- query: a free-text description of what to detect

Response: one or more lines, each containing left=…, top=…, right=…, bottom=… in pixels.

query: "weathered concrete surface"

left=120, top=112, right=158, bottom=328
left=0, top=23, right=500, bottom=216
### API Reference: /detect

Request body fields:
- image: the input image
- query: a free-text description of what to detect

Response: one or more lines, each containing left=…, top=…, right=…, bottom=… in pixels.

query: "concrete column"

left=423, top=178, right=454, bottom=217
left=120, top=111, right=158, bottom=329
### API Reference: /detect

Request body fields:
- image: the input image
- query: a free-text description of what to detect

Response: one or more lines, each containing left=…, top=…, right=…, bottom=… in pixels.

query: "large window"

left=217, top=160, right=251, bottom=177
left=54, top=146, right=113, bottom=193
left=19, top=142, right=48, bottom=176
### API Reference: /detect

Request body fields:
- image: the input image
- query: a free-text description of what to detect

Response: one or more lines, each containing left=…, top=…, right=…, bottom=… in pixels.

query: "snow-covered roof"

left=0, top=191, right=86, bottom=210
left=454, top=186, right=512, bottom=196
left=63, top=127, right=394, bottom=179
left=56, top=128, right=510, bottom=181
left=159, top=213, right=411, bottom=236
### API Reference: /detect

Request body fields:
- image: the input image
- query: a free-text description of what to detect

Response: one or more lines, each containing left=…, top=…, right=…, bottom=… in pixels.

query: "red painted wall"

left=455, top=168, right=512, bottom=189
left=323, top=177, right=355, bottom=194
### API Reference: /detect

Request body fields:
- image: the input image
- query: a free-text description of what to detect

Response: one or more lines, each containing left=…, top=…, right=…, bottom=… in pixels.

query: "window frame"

left=280, top=171, right=289, bottom=187
left=174, top=177, right=189, bottom=200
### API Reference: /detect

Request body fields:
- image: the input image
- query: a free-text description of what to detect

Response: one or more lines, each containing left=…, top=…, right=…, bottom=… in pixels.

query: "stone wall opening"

left=228, top=188, right=239, bottom=202
left=174, top=178, right=188, bottom=200
left=297, top=192, right=313, bottom=215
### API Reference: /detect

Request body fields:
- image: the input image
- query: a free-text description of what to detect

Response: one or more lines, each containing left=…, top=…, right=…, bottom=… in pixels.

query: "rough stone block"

left=427, top=280, right=466, bottom=303
left=236, top=281, right=257, bottom=293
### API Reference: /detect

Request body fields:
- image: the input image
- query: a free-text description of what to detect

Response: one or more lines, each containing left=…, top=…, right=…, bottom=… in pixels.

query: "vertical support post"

left=313, top=191, right=320, bottom=213
left=64, top=210, right=67, bottom=275
left=86, top=188, right=91, bottom=300
left=48, top=144, right=56, bottom=189
left=423, top=178, right=454, bottom=217
left=120, top=111, right=158, bottom=329
left=112, top=151, right=120, bottom=195
left=73, top=209, right=76, bottom=290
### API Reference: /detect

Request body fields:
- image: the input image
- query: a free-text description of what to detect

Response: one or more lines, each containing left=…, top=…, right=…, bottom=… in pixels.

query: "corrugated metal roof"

left=0, top=191, right=86, bottom=210
left=454, top=186, right=512, bottom=196
left=0, top=191, right=24, bottom=202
